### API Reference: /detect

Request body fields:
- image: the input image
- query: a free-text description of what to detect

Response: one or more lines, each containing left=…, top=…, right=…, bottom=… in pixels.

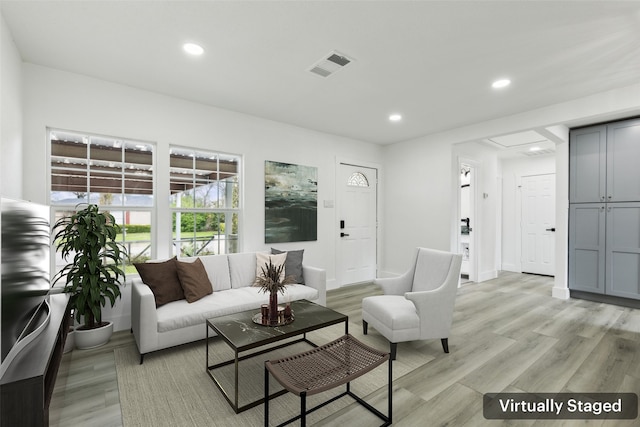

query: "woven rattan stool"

left=264, top=334, right=392, bottom=427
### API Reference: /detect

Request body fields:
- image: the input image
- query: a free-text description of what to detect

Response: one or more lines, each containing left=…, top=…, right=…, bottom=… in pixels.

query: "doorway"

left=458, top=161, right=477, bottom=282
left=336, top=163, right=378, bottom=286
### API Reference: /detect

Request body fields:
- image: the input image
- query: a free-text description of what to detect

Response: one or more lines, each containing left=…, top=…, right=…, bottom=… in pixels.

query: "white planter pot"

left=75, top=321, right=114, bottom=349
left=63, top=328, right=75, bottom=353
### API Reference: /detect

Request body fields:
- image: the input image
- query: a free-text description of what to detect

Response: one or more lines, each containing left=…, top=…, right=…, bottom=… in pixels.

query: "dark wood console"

left=0, top=293, right=70, bottom=426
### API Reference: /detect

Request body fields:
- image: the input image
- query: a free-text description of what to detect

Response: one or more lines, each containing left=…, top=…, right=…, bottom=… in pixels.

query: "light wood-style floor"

left=49, top=272, right=640, bottom=426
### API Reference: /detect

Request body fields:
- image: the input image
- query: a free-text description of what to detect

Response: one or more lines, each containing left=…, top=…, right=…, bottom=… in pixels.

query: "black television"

left=0, top=197, right=52, bottom=378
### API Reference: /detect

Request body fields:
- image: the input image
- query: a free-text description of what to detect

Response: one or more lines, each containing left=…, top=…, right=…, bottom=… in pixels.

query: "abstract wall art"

left=264, top=161, right=317, bottom=243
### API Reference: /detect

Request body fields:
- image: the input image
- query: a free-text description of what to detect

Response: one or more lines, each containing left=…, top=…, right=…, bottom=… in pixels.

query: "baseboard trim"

left=552, top=286, right=570, bottom=300
left=570, top=290, right=640, bottom=309
left=501, top=263, right=519, bottom=273
left=477, top=270, right=498, bottom=283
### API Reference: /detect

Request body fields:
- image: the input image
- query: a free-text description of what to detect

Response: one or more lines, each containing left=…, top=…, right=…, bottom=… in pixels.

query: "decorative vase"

left=269, top=291, right=278, bottom=325
left=74, top=321, right=114, bottom=349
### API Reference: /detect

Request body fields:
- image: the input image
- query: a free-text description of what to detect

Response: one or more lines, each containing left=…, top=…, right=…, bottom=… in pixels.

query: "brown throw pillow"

left=176, top=258, right=213, bottom=303
left=134, top=257, right=184, bottom=307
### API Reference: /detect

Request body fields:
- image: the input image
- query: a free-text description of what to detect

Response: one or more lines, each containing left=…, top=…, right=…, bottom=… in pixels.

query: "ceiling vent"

left=309, top=51, right=353, bottom=78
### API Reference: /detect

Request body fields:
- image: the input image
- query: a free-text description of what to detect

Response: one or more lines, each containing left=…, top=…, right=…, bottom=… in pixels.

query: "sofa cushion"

left=134, top=257, right=185, bottom=307
left=176, top=258, right=213, bottom=303
left=155, top=284, right=320, bottom=333
left=271, top=248, right=305, bottom=284
left=256, top=251, right=287, bottom=282
left=227, top=252, right=257, bottom=289
left=181, top=255, right=231, bottom=291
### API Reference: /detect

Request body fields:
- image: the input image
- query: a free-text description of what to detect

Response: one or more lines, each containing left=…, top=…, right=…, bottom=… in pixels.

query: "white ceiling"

left=2, top=1, right=640, bottom=145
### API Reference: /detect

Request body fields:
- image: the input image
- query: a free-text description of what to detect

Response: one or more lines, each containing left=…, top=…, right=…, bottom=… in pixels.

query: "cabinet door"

left=605, top=203, right=640, bottom=300
left=569, top=125, right=606, bottom=203
left=569, top=203, right=606, bottom=294
left=607, top=118, right=640, bottom=202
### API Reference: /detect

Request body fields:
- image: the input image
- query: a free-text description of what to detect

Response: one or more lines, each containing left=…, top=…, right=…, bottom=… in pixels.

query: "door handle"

left=545, top=227, right=556, bottom=232
left=340, top=232, right=350, bottom=237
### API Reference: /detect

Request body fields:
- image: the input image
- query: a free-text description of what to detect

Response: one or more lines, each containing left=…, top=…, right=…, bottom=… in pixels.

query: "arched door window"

left=347, top=171, right=369, bottom=187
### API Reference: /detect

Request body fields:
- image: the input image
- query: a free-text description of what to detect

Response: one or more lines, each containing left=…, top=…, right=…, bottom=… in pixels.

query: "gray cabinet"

left=570, top=118, right=640, bottom=203
left=569, top=118, right=640, bottom=301
left=606, top=203, right=640, bottom=299
left=606, top=119, right=640, bottom=202
left=569, top=125, right=606, bottom=203
left=569, top=203, right=606, bottom=294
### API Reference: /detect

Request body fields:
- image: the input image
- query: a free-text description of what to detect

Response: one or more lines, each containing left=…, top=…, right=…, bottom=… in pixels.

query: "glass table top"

left=207, top=299, right=347, bottom=352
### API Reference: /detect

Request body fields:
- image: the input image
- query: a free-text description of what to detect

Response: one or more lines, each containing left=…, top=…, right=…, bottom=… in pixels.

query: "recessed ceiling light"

left=492, top=79, right=511, bottom=89
left=389, top=114, right=402, bottom=122
left=183, top=43, right=204, bottom=56
left=529, top=146, right=541, bottom=152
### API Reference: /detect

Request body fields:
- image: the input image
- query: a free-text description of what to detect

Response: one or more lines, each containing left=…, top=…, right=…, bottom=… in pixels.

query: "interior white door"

left=337, top=164, right=377, bottom=285
left=521, top=173, right=556, bottom=276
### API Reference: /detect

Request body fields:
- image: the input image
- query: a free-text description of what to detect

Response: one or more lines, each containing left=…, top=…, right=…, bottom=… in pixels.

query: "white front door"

left=521, top=173, right=556, bottom=276
left=337, top=164, right=377, bottom=285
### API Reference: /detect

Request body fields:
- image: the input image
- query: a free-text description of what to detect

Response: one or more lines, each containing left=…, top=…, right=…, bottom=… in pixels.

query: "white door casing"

left=521, top=173, right=556, bottom=276
left=337, top=164, right=377, bottom=285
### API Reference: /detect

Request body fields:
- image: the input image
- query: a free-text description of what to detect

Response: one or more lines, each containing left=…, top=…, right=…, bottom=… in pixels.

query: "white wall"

left=501, top=154, right=556, bottom=272
left=0, top=13, right=23, bottom=199
left=21, top=64, right=383, bottom=331
left=381, top=82, right=640, bottom=284
left=379, top=135, right=454, bottom=275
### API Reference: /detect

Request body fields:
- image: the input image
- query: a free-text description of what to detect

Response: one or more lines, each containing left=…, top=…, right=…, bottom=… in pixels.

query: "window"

left=49, top=129, right=154, bottom=273
left=169, top=147, right=240, bottom=256
left=347, top=171, right=369, bottom=187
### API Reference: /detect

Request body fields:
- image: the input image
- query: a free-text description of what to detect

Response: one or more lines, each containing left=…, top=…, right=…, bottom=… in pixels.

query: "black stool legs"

left=264, top=363, right=269, bottom=427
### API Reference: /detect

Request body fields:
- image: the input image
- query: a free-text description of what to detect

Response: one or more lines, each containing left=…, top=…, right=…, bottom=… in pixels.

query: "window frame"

left=48, top=128, right=157, bottom=274
left=169, top=145, right=242, bottom=257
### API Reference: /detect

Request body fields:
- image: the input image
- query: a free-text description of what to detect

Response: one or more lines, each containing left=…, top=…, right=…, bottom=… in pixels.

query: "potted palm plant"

left=53, top=204, right=127, bottom=349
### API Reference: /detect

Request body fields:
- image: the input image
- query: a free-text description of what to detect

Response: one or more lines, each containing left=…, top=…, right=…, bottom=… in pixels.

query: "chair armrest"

left=302, top=265, right=327, bottom=306
left=404, top=287, right=445, bottom=312
left=404, top=256, right=460, bottom=340
left=374, top=270, right=413, bottom=295
left=131, top=278, right=158, bottom=355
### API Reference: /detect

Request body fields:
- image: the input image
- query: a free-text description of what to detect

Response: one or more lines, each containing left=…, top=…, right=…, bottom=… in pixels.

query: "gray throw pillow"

left=271, top=248, right=304, bottom=284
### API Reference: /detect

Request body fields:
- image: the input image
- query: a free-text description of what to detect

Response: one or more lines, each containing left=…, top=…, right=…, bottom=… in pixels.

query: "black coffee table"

left=206, top=299, right=348, bottom=413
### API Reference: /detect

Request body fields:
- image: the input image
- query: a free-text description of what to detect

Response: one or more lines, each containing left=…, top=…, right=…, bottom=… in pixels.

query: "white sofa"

left=131, top=252, right=326, bottom=363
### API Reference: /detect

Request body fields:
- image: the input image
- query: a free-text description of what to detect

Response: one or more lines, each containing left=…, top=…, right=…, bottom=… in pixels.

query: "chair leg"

left=362, top=320, right=368, bottom=335
left=300, top=391, right=307, bottom=427
left=390, top=342, right=397, bottom=360
left=441, top=338, right=449, bottom=353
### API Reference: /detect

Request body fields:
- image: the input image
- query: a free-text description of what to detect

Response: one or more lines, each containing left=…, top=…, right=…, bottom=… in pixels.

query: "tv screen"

left=0, top=198, right=51, bottom=366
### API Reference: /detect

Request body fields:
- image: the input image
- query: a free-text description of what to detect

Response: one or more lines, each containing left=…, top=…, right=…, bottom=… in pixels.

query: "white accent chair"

left=362, top=247, right=462, bottom=360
